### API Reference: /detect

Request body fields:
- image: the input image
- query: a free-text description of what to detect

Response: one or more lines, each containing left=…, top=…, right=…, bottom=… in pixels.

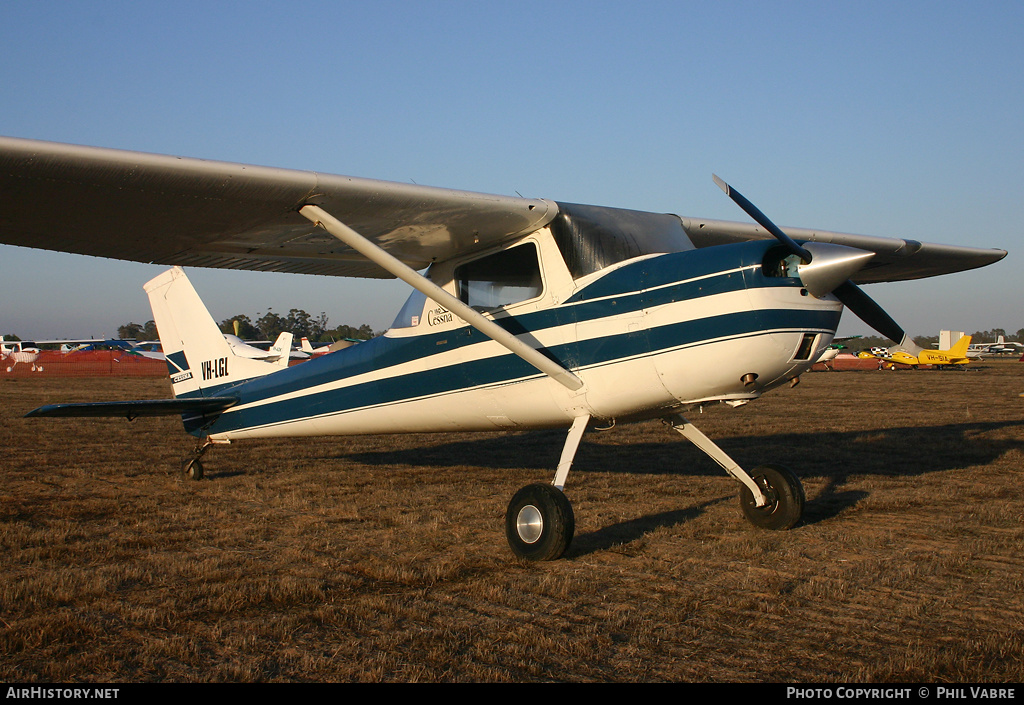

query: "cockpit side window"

left=455, top=243, right=543, bottom=312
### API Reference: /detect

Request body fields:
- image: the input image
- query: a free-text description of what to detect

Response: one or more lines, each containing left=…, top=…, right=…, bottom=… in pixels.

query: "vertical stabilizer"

left=145, top=267, right=290, bottom=396
left=269, top=332, right=293, bottom=369
left=918, top=334, right=972, bottom=365
left=946, top=334, right=972, bottom=358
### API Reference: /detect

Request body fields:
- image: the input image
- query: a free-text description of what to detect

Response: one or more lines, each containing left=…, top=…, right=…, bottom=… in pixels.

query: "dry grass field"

left=2, top=361, right=1023, bottom=683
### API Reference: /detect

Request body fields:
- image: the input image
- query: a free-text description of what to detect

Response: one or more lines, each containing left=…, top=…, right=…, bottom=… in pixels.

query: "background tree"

left=127, top=308, right=377, bottom=346
left=118, top=322, right=144, bottom=340
left=844, top=335, right=893, bottom=351
left=969, top=328, right=1006, bottom=343
left=219, top=315, right=259, bottom=339
left=255, top=309, right=285, bottom=340
left=115, top=320, right=159, bottom=340
left=280, top=308, right=327, bottom=341
left=323, top=323, right=375, bottom=342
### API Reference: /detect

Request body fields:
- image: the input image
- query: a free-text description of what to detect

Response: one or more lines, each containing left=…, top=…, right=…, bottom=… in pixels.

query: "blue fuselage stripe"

left=201, top=246, right=760, bottom=401
left=192, top=242, right=839, bottom=434
left=207, top=306, right=839, bottom=434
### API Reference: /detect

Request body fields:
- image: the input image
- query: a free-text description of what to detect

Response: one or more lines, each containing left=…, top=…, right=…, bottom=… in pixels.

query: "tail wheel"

left=182, top=458, right=204, bottom=481
left=739, top=464, right=804, bottom=530
left=505, top=483, right=575, bottom=561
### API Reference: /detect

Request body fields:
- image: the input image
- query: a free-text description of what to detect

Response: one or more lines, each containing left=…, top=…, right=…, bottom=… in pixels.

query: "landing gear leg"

left=505, top=415, right=589, bottom=561
left=181, top=438, right=216, bottom=481
left=668, top=413, right=804, bottom=530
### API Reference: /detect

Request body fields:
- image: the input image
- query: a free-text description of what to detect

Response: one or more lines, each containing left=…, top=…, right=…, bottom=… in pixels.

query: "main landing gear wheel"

left=739, top=464, right=804, bottom=530
left=505, top=483, right=575, bottom=561
left=182, top=458, right=204, bottom=481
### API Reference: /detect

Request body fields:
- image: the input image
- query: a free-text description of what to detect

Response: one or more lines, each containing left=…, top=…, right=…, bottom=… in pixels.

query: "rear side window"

left=455, top=243, right=542, bottom=311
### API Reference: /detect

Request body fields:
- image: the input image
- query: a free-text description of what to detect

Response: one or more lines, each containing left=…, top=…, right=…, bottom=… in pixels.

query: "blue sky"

left=2, top=1, right=1021, bottom=341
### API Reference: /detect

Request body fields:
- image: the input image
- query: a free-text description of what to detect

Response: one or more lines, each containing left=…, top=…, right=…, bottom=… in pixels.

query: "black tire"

left=182, top=458, right=204, bottom=481
left=505, top=483, right=575, bottom=561
left=739, top=464, right=804, bottom=530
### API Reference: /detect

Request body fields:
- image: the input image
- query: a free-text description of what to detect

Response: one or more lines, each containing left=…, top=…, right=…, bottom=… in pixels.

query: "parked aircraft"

left=300, top=337, right=363, bottom=356
left=299, top=338, right=327, bottom=356
left=877, top=334, right=973, bottom=368
left=1, top=337, right=42, bottom=371
left=2, top=335, right=108, bottom=370
left=72, top=339, right=151, bottom=353
left=126, top=341, right=165, bottom=360
left=815, top=336, right=861, bottom=369
left=0, top=136, right=1007, bottom=560
left=969, top=335, right=1023, bottom=356
left=223, top=332, right=304, bottom=364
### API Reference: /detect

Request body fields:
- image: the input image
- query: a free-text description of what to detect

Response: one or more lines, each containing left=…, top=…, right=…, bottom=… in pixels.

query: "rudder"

left=145, top=267, right=289, bottom=396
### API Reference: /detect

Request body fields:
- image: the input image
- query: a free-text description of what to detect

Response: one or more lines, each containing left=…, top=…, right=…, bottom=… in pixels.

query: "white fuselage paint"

left=208, top=262, right=839, bottom=442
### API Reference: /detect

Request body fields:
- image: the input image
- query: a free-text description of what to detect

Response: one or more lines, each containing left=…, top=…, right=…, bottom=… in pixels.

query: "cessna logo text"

left=202, top=357, right=229, bottom=381
left=427, top=306, right=453, bottom=326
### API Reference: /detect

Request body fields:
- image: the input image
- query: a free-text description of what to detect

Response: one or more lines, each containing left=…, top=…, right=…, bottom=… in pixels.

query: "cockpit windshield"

left=550, top=202, right=694, bottom=279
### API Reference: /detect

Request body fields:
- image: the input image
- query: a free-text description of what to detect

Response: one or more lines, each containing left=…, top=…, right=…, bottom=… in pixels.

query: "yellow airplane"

left=875, top=335, right=973, bottom=368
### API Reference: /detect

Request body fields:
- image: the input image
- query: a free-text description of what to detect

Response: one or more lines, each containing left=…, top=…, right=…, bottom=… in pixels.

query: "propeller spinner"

left=713, top=175, right=920, bottom=354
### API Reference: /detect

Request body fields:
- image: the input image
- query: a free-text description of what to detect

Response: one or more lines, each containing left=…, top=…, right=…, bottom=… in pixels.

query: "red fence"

left=1, top=350, right=167, bottom=377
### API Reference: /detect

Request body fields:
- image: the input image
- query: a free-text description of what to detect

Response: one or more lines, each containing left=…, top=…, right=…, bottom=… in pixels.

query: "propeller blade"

left=713, top=174, right=922, bottom=354
left=832, top=282, right=921, bottom=353
left=713, top=174, right=811, bottom=262
left=832, top=282, right=905, bottom=343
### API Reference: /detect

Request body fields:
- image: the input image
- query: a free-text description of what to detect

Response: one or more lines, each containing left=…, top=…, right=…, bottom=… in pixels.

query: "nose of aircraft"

left=796, top=243, right=875, bottom=298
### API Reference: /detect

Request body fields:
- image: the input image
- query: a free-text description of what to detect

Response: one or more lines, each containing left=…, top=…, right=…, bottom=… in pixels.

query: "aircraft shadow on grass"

left=336, top=419, right=1024, bottom=552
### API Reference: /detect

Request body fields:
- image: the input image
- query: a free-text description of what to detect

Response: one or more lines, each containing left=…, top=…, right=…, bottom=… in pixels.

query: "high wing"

left=0, top=136, right=1005, bottom=281
left=0, top=136, right=557, bottom=277
left=678, top=217, right=1005, bottom=284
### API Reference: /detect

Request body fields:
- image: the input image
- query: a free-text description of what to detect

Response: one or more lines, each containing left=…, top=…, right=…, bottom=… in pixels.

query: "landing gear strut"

left=504, top=411, right=805, bottom=561
left=505, top=414, right=588, bottom=561
left=181, top=438, right=216, bottom=481
left=668, top=413, right=804, bottom=530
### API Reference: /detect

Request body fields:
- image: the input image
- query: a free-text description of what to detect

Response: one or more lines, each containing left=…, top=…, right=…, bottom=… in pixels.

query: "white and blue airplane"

left=0, top=137, right=1006, bottom=560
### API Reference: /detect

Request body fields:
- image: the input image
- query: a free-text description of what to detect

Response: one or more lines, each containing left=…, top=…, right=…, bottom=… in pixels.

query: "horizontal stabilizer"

left=25, top=397, right=238, bottom=420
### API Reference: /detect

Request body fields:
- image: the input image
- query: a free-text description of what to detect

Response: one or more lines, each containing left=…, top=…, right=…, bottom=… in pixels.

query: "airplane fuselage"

left=187, top=240, right=841, bottom=441
left=1, top=341, right=41, bottom=367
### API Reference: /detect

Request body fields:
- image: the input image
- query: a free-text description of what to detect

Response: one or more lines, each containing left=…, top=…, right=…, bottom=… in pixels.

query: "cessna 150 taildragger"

left=0, top=137, right=1006, bottom=560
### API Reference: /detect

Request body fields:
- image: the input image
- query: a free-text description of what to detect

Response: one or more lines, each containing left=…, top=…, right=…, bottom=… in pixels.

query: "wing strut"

left=299, top=205, right=585, bottom=392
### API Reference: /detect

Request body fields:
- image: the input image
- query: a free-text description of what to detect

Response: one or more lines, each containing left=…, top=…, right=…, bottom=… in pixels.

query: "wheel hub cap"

left=516, top=505, right=544, bottom=544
